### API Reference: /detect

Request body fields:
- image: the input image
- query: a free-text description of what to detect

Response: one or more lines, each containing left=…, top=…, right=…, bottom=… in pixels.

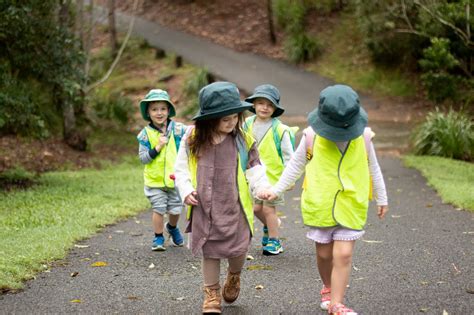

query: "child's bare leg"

left=315, top=242, right=333, bottom=288
left=253, top=204, right=266, bottom=225
left=330, top=240, right=355, bottom=305
left=152, top=212, right=164, bottom=234
left=262, top=205, right=278, bottom=238
left=202, top=258, right=220, bottom=287
left=168, top=213, right=180, bottom=227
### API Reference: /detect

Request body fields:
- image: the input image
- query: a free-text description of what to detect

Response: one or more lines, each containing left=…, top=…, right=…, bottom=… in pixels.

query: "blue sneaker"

left=262, top=226, right=269, bottom=246
left=152, top=235, right=166, bottom=251
left=263, top=238, right=283, bottom=256
left=166, top=223, right=184, bottom=247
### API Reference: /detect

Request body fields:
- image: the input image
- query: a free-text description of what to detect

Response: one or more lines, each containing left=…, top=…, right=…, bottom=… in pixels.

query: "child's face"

left=147, top=102, right=169, bottom=126
left=254, top=98, right=275, bottom=120
left=217, top=113, right=239, bottom=135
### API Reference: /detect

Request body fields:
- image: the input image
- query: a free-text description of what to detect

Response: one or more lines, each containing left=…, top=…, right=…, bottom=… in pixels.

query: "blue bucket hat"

left=245, top=84, right=285, bottom=117
left=308, top=85, right=368, bottom=142
left=139, top=89, right=176, bottom=121
left=192, top=82, right=253, bottom=121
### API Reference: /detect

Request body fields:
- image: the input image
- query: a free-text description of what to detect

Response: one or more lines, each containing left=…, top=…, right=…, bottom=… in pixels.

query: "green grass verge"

left=0, top=158, right=148, bottom=290
left=308, top=13, right=416, bottom=98
left=403, top=155, right=474, bottom=211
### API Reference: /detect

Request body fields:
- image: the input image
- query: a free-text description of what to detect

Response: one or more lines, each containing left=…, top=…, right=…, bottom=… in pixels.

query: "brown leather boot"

left=222, top=270, right=241, bottom=303
left=202, top=286, right=222, bottom=314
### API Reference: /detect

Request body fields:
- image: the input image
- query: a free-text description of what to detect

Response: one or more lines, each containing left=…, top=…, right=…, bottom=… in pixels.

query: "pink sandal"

left=320, top=285, right=331, bottom=310
left=328, top=303, right=358, bottom=315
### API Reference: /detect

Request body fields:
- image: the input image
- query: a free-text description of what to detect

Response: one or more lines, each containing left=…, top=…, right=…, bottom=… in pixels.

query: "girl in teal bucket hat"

left=137, top=89, right=187, bottom=252
left=175, top=82, right=270, bottom=313
left=259, top=84, right=389, bottom=315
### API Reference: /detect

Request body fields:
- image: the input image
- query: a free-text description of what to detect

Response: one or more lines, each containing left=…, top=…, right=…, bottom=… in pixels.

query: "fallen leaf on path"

left=426, top=203, right=433, bottom=208
left=115, top=230, right=124, bottom=234
left=255, top=285, right=264, bottom=290
left=91, top=261, right=108, bottom=267
left=74, top=244, right=90, bottom=248
left=391, top=215, right=402, bottom=218
left=175, top=296, right=185, bottom=301
left=148, top=263, right=155, bottom=269
left=420, top=281, right=429, bottom=285
left=130, top=232, right=143, bottom=237
left=462, top=231, right=474, bottom=234
left=361, top=240, right=383, bottom=244
left=452, top=263, right=461, bottom=274
left=443, top=310, right=448, bottom=315
left=246, top=255, right=255, bottom=261
left=191, top=264, right=198, bottom=270
left=419, top=308, right=429, bottom=312
left=352, top=265, right=359, bottom=271
left=292, top=197, right=301, bottom=201
left=127, top=296, right=141, bottom=300
left=70, top=299, right=82, bottom=303
left=135, top=220, right=141, bottom=224
left=276, top=211, right=285, bottom=217
left=70, top=272, right=79, bottom=277
left=247, top=265, right=273, bottom=271
left=80, top=258, right=91, bottom=261
left=353, top=277, right=365, bottom=281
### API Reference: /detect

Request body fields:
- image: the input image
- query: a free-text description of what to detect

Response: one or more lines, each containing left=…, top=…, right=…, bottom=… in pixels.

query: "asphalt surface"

left=2, top=10, right=473, bottom=315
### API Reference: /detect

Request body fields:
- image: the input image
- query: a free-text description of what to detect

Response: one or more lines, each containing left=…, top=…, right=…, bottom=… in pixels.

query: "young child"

left=243, top=84, right=295, bottom=255
left=174, top=82, right=269, bottom=314
left=259, top=85, right=388, bottom=315
left=137, top=89, right=187, bottom=251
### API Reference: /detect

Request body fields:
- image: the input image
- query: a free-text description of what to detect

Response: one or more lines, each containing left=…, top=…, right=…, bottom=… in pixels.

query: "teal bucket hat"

left=308, top=84, right=368, bottom=142
left=193, top=82, right=253, bottom=121
left=139, top=89, right=176, bottom=121
left=245, top=84, right=285, bottom=117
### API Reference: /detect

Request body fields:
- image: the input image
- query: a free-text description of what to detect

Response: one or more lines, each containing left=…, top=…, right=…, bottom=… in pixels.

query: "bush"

left=91, top=92, right=134, bottom=126
left=181, top=68, right=210, bottom=118
left=411, top=108, right=473, bottom=161
left=284, top=32, right=323, bottom=63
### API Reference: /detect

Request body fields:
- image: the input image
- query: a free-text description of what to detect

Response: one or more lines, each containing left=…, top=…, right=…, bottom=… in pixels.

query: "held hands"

left=377, top=205, right=388, bottom=219
left=184, top=191, right=199, bottom=206
left=257, top=189, right=278, bottom=201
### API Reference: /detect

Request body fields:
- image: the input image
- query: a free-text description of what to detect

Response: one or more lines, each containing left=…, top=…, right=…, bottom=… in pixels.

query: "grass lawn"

left=0, top=157, right=148, bottom=290
left=403, top=155, right=474, bottom=211
left=308, top=13, right=417, bottom=98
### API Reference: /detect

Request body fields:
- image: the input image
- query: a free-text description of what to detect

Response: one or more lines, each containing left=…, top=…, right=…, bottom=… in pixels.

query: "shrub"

left=181, top=68, right=210, bottom=118
left=284, top=32, right=323, bottom=63
left=411, top=108, right=473, bottom=161
left=91, top=92, right=134, bottom=126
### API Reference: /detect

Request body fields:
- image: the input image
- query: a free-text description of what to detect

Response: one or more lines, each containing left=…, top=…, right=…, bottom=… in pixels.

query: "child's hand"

left=377, top=205, right=388, bottom=219
left=256, top=190, right=270, bottom=200
left=157, top=136, right=168, bottom=148
left=184, top=191, right=198, bottom=206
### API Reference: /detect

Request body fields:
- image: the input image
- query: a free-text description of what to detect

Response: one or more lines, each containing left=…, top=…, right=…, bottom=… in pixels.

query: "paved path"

left=2, top=10, right=473, bottom=314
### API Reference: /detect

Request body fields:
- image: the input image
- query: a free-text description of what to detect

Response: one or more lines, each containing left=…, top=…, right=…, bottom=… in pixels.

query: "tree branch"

left=85, top=0, right=139, bottom=93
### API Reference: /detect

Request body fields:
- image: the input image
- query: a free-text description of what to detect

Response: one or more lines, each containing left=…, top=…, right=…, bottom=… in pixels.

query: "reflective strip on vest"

left=143, top=126, right=177, bottom=188
left=186, top=131, right=255, bottom=235
left=301, top=135, right=370, bottom=230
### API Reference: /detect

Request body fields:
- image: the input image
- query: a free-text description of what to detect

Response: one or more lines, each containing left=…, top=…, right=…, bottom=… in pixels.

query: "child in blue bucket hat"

left=137, top=89, right=187, bottom=251
left=243, top=84, right=297, bottom=256
left=174, top=82, right=270, bottom=313
left=259, top=84, right=388, bottom=315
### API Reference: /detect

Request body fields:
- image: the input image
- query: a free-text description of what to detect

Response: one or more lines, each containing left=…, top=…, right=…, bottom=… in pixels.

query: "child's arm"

left=280, top=131, right=294, bottom=166
left=368, top=141, right=389, bottom=219
left=174, top=133, right=197, bottom=205
left=137, top=129, right=167, bottom=164
left=244, top=143, right=271, bottom=197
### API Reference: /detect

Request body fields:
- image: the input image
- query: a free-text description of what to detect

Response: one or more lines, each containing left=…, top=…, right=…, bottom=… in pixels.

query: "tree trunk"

left=267, top=0, right=276, bottom=44
left=108, top=0, right=118, bottom=57
left=75, top=0, right=84, bottom=48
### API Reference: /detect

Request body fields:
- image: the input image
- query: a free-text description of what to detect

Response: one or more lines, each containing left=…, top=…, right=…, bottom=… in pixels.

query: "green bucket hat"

left=245, top=84, right=285, bottom=117
left=308, top=84, right=368, bottom=142
left=139, top=89, right=176, bottom=121
left=192, top=82, right=252, bottom=121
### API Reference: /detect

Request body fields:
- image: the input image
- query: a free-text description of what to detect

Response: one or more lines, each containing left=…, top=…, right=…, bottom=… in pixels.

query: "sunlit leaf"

left=91, top=261, right=108, bottom=267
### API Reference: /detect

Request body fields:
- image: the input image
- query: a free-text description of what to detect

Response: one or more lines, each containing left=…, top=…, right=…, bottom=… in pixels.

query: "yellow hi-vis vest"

left=186, top=130, right=255, bottom=235
left=301, top=134, right=370, bottom=230
left=244, top=116, right=295, bottom=185
left=143, top=126, right=177, bottom=188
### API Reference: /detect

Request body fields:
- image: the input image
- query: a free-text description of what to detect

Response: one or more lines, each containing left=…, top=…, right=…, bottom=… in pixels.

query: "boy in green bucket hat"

left=259, top=84, right=388, bottom=315
left=243, top=84, right=297, bottom=256
left=137, top=89, right=187, bottom=251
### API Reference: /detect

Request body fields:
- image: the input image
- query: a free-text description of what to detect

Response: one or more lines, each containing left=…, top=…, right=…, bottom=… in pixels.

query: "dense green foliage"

left=355, top=0, right=473, bottom=104
left=403, top=155, right=474, bottom=211
left=412, top=108, right=473, bottom=161
left=0, top=158, right=147, bottom=289
left=0, top=1, right=85, bottom=138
